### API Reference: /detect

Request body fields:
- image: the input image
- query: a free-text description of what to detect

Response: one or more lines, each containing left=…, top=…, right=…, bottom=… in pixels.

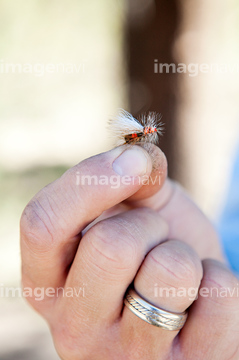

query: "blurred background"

left=0, top=0, right=239, bottom=358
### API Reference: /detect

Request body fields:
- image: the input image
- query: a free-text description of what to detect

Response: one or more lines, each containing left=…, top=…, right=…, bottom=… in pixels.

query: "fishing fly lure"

left=109, top=109, right=163, bottom=147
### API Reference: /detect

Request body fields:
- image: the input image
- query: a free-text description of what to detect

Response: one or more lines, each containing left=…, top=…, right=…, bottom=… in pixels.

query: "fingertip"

left=112, top=145, right=153, bottom=177
left=126, top=144, right=168, bottom=201
left=139, top=143, right=167, bottom=173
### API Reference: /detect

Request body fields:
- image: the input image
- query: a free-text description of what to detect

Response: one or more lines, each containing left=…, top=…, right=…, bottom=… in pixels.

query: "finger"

left=54, top=209, right=169, bottom=332
left=121, top=240, right=203, bottom=359
left=82, top=144, right=167, bottom=232
left=177, top=259, right=239, bottom=359
left=127, top=179, right=223, bottom=260
left=20, top=145, right=167, bottom=296
left=126, top=143, right=167, bottom=201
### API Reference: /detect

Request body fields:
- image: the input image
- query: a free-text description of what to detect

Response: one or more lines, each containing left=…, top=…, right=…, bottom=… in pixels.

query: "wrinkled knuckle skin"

left=202, top=261, right=239, bottom=308
left=151, top=245, right=201, bottom=290
left=87, top=219, right=138, bottom=272
left=20, top=195, right=56, bottom=251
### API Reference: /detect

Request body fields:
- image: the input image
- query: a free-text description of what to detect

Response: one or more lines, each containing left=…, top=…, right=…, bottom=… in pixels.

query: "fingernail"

left=112, top=147, right=151, bottom=176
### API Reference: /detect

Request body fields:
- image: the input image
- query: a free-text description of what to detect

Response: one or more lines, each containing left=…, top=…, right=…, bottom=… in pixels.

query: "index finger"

left=20, top=145, right=167, bottom=305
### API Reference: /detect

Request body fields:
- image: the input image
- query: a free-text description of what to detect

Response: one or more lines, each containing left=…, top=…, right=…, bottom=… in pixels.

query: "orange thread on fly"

left=109, top=109, right=163, bottom=147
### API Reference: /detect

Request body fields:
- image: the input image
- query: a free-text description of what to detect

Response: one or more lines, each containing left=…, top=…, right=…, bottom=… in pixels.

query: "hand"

left=20, top=145, right=239, bottom=359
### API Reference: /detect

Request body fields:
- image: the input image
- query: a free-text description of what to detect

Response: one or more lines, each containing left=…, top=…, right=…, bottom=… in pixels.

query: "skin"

left=20, top=144, right=239, bottom=360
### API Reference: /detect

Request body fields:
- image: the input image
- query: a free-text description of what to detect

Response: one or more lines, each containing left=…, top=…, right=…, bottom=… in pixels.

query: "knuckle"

left=86, top=218, right=139, bottom=272
left=20, top=193, right=56, bottom=251
left=202, top=260, right=239, bottom=308
left=149, top=241, right=202, bottom=290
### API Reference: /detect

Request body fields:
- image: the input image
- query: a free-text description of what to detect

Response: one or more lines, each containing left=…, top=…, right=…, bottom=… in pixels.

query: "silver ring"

left=124, top=287, right=188, bottom=331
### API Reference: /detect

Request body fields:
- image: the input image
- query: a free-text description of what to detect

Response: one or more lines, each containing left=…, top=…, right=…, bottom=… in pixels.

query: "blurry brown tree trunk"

left=125, top=0, right=181, bottom=179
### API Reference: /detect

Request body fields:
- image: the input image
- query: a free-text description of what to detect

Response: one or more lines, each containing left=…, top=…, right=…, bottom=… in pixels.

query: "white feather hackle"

left=108, top=109, right=163, bottom=146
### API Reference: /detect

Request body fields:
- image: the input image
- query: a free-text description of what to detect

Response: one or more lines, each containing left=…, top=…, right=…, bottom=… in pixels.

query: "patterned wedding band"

left=124, top=288, right=188, bottom=331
